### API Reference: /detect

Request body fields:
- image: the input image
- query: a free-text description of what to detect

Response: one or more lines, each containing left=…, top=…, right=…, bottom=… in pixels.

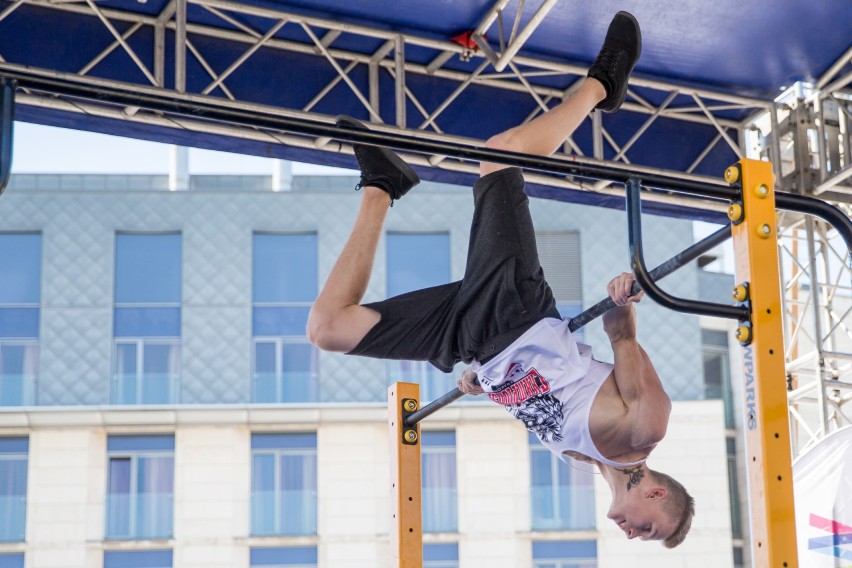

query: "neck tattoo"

left=618, top=465, right=645, bottom=491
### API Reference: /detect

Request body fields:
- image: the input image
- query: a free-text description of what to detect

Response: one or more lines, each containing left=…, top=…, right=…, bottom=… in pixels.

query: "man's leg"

left=307, top=117, right=420, bottom=353
left=481, top=11, right=641, bottom=176
left=306, top=186, right=389, bottom=352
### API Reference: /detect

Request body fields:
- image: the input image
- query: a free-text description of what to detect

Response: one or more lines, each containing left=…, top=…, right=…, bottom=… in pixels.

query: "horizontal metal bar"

left=627, top=178, right=750, bottom=320
left=1, top=67, right=740, bottom=198
left=405, top=222, right=733, bottom=426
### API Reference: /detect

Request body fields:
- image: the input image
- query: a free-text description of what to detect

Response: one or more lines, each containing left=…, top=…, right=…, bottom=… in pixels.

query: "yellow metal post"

left=727, top=158, right=797, bottom=567
left=388, top=381, right=422, bottom=568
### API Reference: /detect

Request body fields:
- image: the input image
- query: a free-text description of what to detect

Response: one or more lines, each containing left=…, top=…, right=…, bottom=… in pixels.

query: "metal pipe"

left=0, top=78, right=14, bottom=195
left=405, top=222, right=733, bottom=426
left=627, top=178, right=750, bottom=320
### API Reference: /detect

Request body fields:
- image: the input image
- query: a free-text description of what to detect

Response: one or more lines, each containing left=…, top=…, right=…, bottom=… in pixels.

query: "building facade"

left=0, top=171, right=741, bottom=568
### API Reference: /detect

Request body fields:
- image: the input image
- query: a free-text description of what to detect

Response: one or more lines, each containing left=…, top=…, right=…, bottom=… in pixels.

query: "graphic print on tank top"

left=487, top=363, right=564, bottom=442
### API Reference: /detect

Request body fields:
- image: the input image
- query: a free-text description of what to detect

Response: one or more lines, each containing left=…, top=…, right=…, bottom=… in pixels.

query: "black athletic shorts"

left=347, top=167, right=560, bottom=373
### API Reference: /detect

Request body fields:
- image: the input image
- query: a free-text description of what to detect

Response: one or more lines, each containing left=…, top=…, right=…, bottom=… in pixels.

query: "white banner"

left=793, top=425, right=852, bottom=567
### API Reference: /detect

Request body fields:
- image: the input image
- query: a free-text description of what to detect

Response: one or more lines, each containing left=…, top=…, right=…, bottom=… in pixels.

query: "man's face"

left=607, top=490, right=677, bottom=541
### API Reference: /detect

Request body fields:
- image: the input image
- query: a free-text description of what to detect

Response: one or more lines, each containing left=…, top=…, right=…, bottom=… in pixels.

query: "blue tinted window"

left=0, top=438, right=28, bottom=543
left=0, top=308, right=39, bottom=339
left=422, top=430, right=457, bottom=533
left=115, top=234, right=181, bottom=304
left=529, top=433, right=595, bottom=530
left=251, top=433, right=317, bottom=536
left=104, top=550, right=172, bottom=568
left=114, top=307, right=181, bottom=337
left=0, top=342, right=39, bottom=406
left=424, top=543, right=458, bottom=565
left=252, top=307, right=310, bottom=337
left=250, top=547, right=317, bottom=566
left=0, top=234, right=41, bottom=304
left=0, top=553, right=24, bottom=568
left=108, top=435, right=175, bottom=453
left=533, top=540, right=596, bottom=560
left=251, top=433, right=316, bottom=450
left=253, top=234, right=317, bottom=303
left=106, top=436, right=175, bottom=540
left=387, top=233, right=450, bottom=296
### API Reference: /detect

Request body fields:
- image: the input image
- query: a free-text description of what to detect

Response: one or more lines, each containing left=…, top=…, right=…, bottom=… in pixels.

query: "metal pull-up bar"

left=404, top=221, right=734, bottom=427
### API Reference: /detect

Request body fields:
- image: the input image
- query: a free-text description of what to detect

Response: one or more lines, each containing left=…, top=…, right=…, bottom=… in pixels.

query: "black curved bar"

left=405, top=223, right=734, bottom=426
left=626, top=178, right=750, bottom=321
left=775, top=192, right=852, bottom=266
left=0, top=78, right=14, bottom=195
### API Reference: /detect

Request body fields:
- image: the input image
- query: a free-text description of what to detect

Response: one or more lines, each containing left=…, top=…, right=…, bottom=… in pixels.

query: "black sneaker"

left=335, top=115, right=420, bottom=203
left=587, top=11, right=642, bottom=113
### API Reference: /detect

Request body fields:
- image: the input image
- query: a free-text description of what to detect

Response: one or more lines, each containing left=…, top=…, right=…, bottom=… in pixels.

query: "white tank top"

left=471, top=318, right=645, bottom=468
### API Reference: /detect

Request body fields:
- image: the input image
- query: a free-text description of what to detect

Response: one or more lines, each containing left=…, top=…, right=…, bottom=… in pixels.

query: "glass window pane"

left=0, top=456, right=27, bottom=542
left=104, top=550, right=172, bottom=568
left=250, top=546, right=317, bottom=566
left=253, top=234, right=318, bottom=303
left=115, top=234, right=181, bottom=304
left=252, top=307, right=310, bottom=337
left=279, top=453, right=317, bottom=535
left=0, top=234, right=41, bottom=304
left=0, top=553, right=25, bottom=568
left=251, top=453, right=275, bottom=536
left=107, top=457, right=131, bottom=538
left=114, top=307, right=180, bottom=338
left=386, top=233, right=450, bottom=296
left=422, top=445, right=457, bottom=532
left=0, top=343, right=37, bottom=406
left=114, top=343, right=138, bottom=405
left=142, top=343, right=177, bottom=405
left=0, top=308, right=39, bottom=339
left=136, top=456, right=174, bottom=539
left=253, top=342, right=277, bottom=403
left=281, top=343, right=316, bottom=403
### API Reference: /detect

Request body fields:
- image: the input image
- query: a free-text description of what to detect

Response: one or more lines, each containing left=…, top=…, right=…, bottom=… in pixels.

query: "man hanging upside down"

left=306, top=11, right=695, bottom=547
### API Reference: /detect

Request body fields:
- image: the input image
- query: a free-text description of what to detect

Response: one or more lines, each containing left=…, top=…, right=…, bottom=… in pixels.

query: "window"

left=422, top=431, right=457, bottom=533
left=251, top=433, right=317, bottom=536
left=529, top=433, right=595, bottom=530
left=113, top=234, right=181, bottom=404
left=0, top=233, right=41, bottom=406
left=535, top=232, right=583, bottom=338
left=0, top=438, right=28, bottom=542
left=103, top=550, right=172, bottom=568
left=532, top=541, right=597, bottom=568
left=106, top=435, right=175, bottom=540
left=252, top=234, right=318, bottom=403
left=386, top=233, right=455, bottom=398
left=0, top=554, right=24, bottom=568
left=250, top=547, right=317, bottom=567
left=424, top=543, right=458, bottom=568
left=702, top=329, right=735, bottom=428
left=727, top=437, right=743, bottom=539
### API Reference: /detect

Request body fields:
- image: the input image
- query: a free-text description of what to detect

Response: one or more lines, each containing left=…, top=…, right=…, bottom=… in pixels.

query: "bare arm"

left=603, top=273, right=671, bottom=448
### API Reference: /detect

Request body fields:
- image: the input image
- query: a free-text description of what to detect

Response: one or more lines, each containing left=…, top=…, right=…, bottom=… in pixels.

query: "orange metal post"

left=728, top=158, right=798, bottom=567
left=388, top=382, right=423, bottom=568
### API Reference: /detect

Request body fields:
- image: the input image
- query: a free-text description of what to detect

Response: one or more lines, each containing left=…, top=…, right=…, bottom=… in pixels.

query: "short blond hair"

left=651, top=470, right=695, bottom=548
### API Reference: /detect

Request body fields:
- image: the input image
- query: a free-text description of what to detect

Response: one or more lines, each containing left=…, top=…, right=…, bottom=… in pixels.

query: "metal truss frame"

left=746, top=50, right=852, bottom=458
left=0, top=0, right=777, bottom=209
